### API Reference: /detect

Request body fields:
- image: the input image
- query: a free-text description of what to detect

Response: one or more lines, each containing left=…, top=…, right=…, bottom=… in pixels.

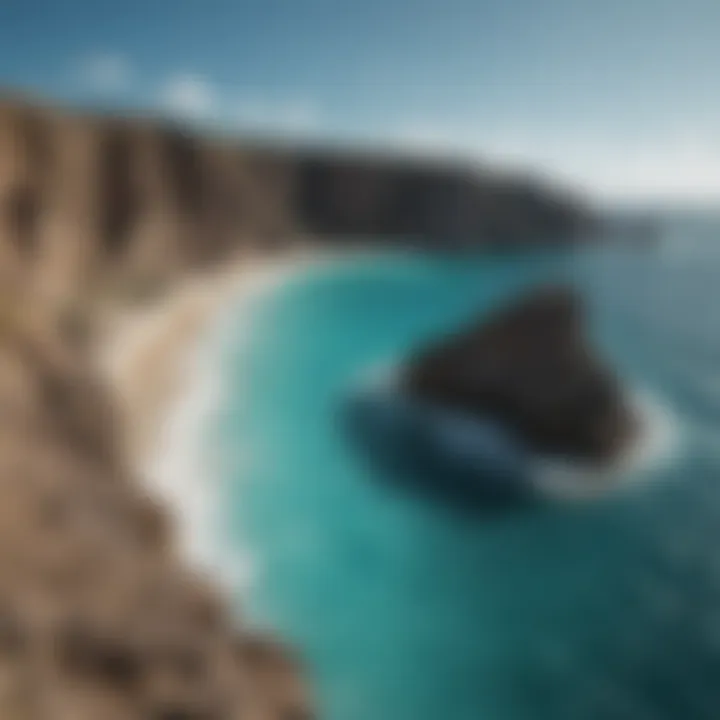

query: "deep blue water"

left=209, top=216, right=720, bottom=720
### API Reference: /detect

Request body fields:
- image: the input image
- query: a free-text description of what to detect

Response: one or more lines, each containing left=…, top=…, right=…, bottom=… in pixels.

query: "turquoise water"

left=209, top=217, right=720, bottom=720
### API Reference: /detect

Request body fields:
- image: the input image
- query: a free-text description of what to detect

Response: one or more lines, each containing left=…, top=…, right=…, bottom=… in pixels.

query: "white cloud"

left=160, top=75, right=216, bottom=119
left=235, top=99, right=320, bottom=134
left=78, top=53, right=132, bottom=94
left=157, top=78, right=320, bottom=133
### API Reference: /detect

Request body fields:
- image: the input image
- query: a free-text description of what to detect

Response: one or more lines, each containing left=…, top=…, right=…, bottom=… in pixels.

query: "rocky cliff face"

left=292, top=150, right=590, bottom=247
left=0, top=94, right=592, bottom=310
left=0, top=303, right=311, bottom=719
left=0, top=95, right=318, bottom=719
left=0, top=96, right=297, bottom=308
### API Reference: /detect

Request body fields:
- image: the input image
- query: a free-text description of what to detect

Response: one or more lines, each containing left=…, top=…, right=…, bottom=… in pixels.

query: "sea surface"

left=195, top=215, right=720, bottom=720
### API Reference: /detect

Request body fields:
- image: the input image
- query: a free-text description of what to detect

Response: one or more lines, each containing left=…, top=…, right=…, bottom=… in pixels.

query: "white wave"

left=143, top=250, right=429, bottom=598
left=146, top=305, right=249, bottom=590
left=532, top=388, right=682, bottom=502
left=145, top=259, right=312, bottom=593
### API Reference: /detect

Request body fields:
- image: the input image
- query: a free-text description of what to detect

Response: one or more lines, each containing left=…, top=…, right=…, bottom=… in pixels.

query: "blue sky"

left=1, top=0, right=719, bottom=201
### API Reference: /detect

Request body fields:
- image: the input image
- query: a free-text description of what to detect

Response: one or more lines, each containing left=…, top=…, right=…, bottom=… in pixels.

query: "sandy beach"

left=93, top=249, right=324, bottom=578
left=98, top=251, right=317, bottom=466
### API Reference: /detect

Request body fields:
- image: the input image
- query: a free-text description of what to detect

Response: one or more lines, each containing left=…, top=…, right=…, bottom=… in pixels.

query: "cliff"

left=0, top=95, right=318, bottom=720
left=291, top=148, right=591, bottom=247
left=0, top=94, right=592, bottom=312
left=0, top=300, right=311, bottom=719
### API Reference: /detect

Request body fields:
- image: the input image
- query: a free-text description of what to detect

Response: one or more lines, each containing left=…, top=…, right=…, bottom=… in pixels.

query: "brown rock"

left=0, top=304, right=313, bottom=719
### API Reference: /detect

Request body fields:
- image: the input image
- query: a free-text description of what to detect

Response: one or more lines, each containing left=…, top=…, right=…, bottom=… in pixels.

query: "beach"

left=94, top=249, right=322, bottom=579
left=98, top=251, right=312, bottom=464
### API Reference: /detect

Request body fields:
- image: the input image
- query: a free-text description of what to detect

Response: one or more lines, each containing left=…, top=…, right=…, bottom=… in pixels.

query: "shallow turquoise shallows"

left=207, top=215, right=720, bottom=720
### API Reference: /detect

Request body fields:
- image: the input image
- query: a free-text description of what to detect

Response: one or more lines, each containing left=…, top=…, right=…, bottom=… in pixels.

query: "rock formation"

left=0, top=300, right=312, bottom=719
left=404, top=285, right=637, bottom=463
left=0, top=93, right=593, bottom=309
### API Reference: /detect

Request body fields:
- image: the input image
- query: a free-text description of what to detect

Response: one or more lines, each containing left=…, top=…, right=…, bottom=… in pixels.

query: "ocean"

left=181, top=214, right=720, bottom=720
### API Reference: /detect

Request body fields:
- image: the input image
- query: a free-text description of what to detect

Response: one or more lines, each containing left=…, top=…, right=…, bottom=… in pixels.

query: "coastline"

left=97, top=249, right=322, bottom=577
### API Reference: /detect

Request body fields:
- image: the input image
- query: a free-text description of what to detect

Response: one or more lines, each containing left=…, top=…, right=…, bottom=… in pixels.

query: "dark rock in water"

left=403, top=285, right=637, bottom=463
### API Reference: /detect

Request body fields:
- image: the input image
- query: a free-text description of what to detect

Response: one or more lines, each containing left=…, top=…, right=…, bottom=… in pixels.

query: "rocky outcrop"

left=404, top=285, right=637, bottom=463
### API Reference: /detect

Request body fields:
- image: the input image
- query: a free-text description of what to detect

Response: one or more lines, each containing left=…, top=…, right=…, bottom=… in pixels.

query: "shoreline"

left=97, top=249, right=323, bottom=577
left=95, top=244, right=409, bottom=587
left=99, top=250, right=320, bottom=464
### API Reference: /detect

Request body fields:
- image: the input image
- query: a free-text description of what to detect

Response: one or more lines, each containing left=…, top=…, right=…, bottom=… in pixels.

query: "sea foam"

left=145, top=261, right=308, bottom=593
left=532, top=388, right=682, bottom=501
